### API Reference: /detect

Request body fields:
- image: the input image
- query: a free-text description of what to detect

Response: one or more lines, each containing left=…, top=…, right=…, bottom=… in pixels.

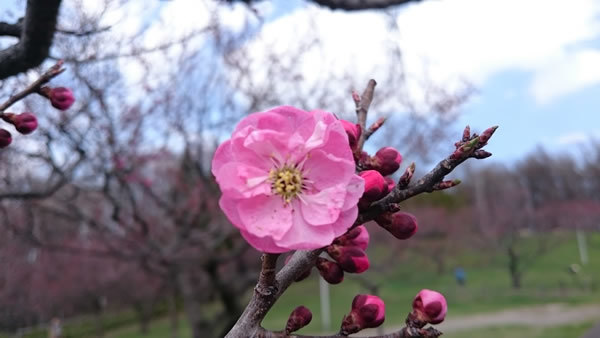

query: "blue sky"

left=259, top=0, right=600, bottom=163
left=2, top=0, right=599, bottom=164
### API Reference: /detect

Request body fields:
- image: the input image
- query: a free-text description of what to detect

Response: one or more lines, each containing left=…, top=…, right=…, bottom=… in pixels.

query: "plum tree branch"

left=223, top=0, right=423, bottom=11
left=0, top=0, right=62, bottom=80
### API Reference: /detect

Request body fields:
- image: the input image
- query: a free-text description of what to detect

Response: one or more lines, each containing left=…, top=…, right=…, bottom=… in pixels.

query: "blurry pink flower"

left=212, top=106, right=364, bottom=253
left=341, top=294, right=385, bottom=335
left=413, top=289, right=448, bottom=324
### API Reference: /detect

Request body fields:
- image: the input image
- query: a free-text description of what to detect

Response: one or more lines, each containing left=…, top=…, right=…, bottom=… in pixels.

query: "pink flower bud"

left=11, top=113, right=38, bottom=134
left=372, top=147, right=402, bottom=176
left=285, top=255, right=312, bottom=282
left=341, top=294, right=385, bottom=335
left=413, top=289, right=447, bottom=325
left=315, top=257, right=344, bottom=284
left=375, top=211, right=418, bottom=240
left=327, top=245, right=369, bottom=273
left=49, top=87, right=75, bottom=110
left=0, top=129, right=12, bottom=148
left=478, top=125, right=498, bottom=146
left=340, top=119, right=361, bottom=149
left=285, top=305, right=313, bottom=334
left=384, top=177, right=395, bottom=192
left=334, top=225, right=369, bottom=250
left=359, top=170, right=387, bottom=209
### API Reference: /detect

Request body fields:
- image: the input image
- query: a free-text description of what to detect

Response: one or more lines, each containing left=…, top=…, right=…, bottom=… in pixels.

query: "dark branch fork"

left=225, top=79, right=497, bottom=338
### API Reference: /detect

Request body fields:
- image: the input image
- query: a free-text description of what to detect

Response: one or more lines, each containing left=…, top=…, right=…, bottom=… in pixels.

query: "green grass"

left=8, top=232, right=600, bottom=337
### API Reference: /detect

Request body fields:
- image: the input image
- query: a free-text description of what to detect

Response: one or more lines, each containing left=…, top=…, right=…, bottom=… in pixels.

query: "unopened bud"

left=334, top=225, right=369, bottom=250
left=372, top=147, right=402, bottom=176
left=398, top=162, right=416, bottom=189
left=340, top=119, right=361, bottom=149
left=412, top=289, right=447, bottom=325
left=285, top=306, right=313, bottom=334
left=315, top=257, right=344, bottom=284
left=327, top=245, right=369, bottom=273
left=433, top=179, right=461, bottom=190
left=385, top=177, right=395, bottom=192
left=285, top=255, right=312, bottom=282
left=462, top=125, right=471, bottom=142
left=46, top=87, right=75, bottom=110
left=0, top=129, right=12, bottom=148
left=359, top=170, right=387, bottom=209
left=11, top=113, right=38, bottom=134
left=472, top=149, right=492, bottom=159
left=451, top=137, right=479, bottom=160
left=375, top=211, right=418, bottom=240
left=340, top=294, right=385, bottom=335
left=478, top=125, right=498, bottom=146
left=352, top=90, right=361, bottom=105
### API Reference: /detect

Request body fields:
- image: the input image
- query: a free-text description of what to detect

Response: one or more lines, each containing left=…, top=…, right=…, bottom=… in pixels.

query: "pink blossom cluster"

left=213, top=105, right=450, bottom=335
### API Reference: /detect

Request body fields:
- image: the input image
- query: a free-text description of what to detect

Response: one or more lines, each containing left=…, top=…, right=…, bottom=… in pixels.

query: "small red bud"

left=375, top=211, right=418, bottom=240
left=334, top=225, right=369, bottom=250
left=327, top=245, right=369, bottom=273
left=49, top=87, right=75, bottom=110
left=315, top=257, right=344, bottom=284
left=478, top=125, right=498, bottom=146
left=359, top=170, right=387, bottom=209
left=412, top=289, right=447, bottom=325
left=340, top=119, right=361, bottom=149
left=340, top=294, right=385, bottom=335
left=372, top=147, right=402, bottom=176
left=0, top=129, right=12, bottom=148
left=285, top=305, right=313, bottom=334
left=285, top=255, right=312, bottom=282
left=462, top=125, right=471, bottom=142
left=384, top=177, right=395, bottom=192
left=11, top=113, right=38, bottom=134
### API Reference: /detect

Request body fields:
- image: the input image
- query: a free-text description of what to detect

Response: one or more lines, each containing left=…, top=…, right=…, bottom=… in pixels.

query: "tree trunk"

left=178, top=270, right=212, bottom=338
left=167, top=287, right=179, bottom=338
left=133, top=302, right=150, bottom=334
left=507, top=247, right=522, bottom=289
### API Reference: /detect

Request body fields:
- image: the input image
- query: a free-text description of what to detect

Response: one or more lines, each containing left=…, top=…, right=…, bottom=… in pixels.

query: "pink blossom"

left=413, top=289, right=448, bottom=324
left=341, top=294, right=385, bottom=334
left=358, top=170, right=387, bottom=209
left=212, top=106, right=364, bottom=253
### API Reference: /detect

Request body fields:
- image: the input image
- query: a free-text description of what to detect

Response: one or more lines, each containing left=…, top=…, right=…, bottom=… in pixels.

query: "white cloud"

left=531, top=49, right=600, bottom=104
left=556, top=130, right=600, bottom=146
left=237, top=0, right=600, bottom=107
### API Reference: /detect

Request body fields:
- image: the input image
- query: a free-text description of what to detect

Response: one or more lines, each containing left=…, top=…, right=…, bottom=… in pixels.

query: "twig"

left=355, top=79, right=377, bottom=153
left=0, top=60, right=65, bottom=113
left=255, top=323, right=442, bottom=337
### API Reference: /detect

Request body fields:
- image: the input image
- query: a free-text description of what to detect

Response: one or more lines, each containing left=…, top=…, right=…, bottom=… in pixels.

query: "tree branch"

left=255, top=326, right=442, bottom=337
left=0, top=0, right=62, bottom=80
left=310, top=0, right=422, bottom=11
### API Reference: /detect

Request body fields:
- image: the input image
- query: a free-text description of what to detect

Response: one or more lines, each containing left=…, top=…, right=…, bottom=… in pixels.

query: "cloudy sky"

left=2, top=0, right=599, bottom=163
left=257, top=0, right=600, bottom=163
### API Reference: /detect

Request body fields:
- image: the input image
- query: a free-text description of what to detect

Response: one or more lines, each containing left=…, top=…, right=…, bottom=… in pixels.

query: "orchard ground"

left=6, top=231, right=600, bottom=338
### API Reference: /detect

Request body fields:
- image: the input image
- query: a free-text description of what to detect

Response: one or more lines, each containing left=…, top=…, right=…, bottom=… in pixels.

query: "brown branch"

left=0, top=20, right=22, bottom=38
left=0, top=60, right=65, bottom=113
left=311, top=0, right=423, bottom=11
left=255, top=326, right=441, bottom=337
left=355, top=79, right=377, bottom=153
left=0, top=0, right=62, bottom=80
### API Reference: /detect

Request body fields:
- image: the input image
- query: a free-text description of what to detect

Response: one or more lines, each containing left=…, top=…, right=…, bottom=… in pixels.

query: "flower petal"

left=214, top=162, right=270, bottom=199
left=237, top=194, right=293, bottom=240
left=275, top=202, right=336, bottom=249
left=300, top=185, right=347, bottom=226
left=303, top=149, right=354, bottom=191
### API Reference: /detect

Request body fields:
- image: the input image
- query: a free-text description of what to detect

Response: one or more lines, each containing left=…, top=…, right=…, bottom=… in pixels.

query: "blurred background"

left=0, top=0, right=599, bottom=337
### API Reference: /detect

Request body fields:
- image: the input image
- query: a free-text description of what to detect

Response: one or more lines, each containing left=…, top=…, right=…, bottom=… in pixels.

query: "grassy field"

left=442, top=321, right=596, bottom=338
left=9, top=232, right=600, bottom=337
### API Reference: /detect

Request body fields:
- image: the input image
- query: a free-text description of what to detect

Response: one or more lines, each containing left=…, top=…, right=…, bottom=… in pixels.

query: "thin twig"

left=355, top=79, right=377, bottom=153
left=0, top=60, right=65, bottom=113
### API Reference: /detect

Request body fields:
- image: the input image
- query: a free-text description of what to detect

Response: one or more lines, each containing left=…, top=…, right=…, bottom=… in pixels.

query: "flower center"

left=269, top=165, right=304, bottom=204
